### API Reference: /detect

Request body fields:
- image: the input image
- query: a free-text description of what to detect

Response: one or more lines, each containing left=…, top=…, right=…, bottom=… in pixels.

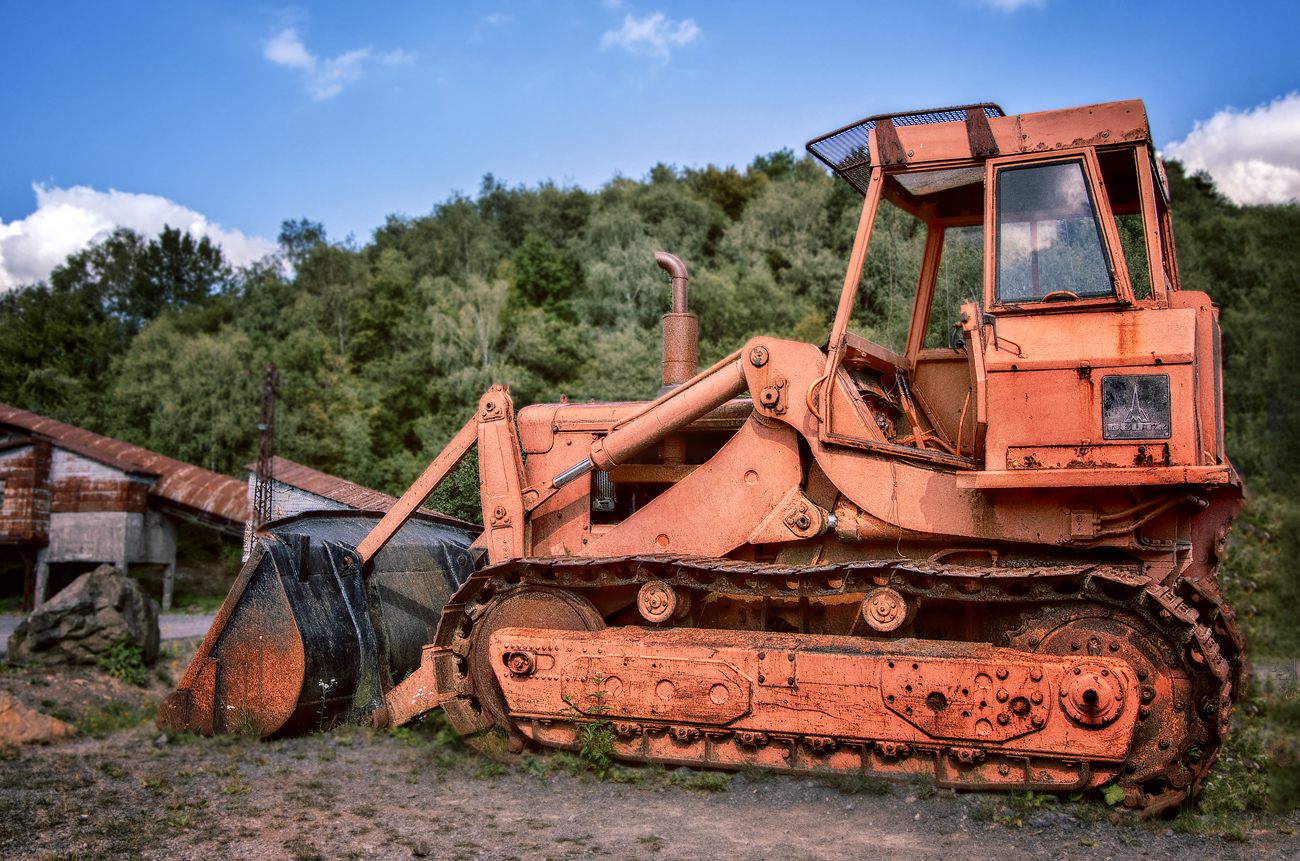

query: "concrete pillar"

left=33, top=546, right=49, bottom=607
left=161, top=562, right=175, bottom=612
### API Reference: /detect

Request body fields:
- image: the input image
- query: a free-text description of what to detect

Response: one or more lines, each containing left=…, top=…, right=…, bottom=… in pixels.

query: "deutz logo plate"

left=1102, top=375, right=1171, bottom=440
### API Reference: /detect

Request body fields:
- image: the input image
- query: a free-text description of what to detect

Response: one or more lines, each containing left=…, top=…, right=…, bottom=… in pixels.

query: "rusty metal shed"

left=240, top=456, right=440, bottom=557
left=0, top=402, right=250, bottom=610
left=244, top=456, right=410, bottom=519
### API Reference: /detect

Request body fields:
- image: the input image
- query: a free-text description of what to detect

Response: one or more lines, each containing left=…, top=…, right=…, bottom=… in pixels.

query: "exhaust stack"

left=655, top=251, right=698, bottom=394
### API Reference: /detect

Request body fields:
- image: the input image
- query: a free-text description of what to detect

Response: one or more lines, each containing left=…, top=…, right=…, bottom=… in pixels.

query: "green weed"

left=910, top=774, right=938, bottom=800
left=79, top=700, right=156, bottom=737
left=820, top=771, right=893, bottom=796
left=668, top=771, right=730, bottom=793
left=229, top=706, right=260, bottom=738
left=1006, top=790, right=1058, bottom=812
left=519, top=756, right=550, bottom=777
left=140, top=773, right=170, bottom=796
left=314, top=678, right=336, bottom=733
left=1200, top=679, right=1271, bottom=813
left=389, top=708, right=465, bottom=750
left=1224, top=822, right=1252, bottom=843
left=560, top=674, right=617, bottom=779
left=222, top=776, right=250, bottom=795
left=969, top=797, right=998, bottom=822
left=606, top=765, right=642, bottom=784
left=97, top=640, right=149, bottom=686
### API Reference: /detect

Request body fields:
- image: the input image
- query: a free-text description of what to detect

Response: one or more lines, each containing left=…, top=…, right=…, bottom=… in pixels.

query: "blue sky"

left=2, top=0, right=1297, bottom=289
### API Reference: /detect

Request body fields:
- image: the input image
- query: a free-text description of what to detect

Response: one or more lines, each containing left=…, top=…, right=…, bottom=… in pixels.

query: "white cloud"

left=1163, top=92, right=1300, bottom=205
left=483, top=13, right=514, bottom=25
left=264, top=28, right=411, bottom=100
left=0, top=185, right=277, bottom=291
left=312, top=48, right=371, bottom=100
left=264, top=28, right=315, bottom=69
left=380, top=48, right=417, bottom=66
left=600, top=12, right=700, bottom=61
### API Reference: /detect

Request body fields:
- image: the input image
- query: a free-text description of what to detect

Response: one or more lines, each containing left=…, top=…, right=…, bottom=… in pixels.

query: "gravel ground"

left=1, top=639, right=1296, bottom=861
left=1, top=725, right=1296, bottom=861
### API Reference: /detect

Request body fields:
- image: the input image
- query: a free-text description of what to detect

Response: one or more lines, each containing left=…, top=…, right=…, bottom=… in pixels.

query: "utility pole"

left=253, top=363, right=280, bottom=528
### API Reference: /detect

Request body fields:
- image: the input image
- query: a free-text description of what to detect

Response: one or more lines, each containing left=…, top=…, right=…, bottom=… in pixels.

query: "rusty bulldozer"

left=160, top=100, right=1245, bottom=814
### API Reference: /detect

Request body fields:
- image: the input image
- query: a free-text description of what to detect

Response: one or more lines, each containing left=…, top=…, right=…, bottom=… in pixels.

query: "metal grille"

left=807, top=104, right=1005, bottom=194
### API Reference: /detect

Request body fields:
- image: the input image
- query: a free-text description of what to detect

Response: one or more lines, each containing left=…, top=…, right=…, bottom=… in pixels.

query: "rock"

left=0, top=692, right=77, bottom=745
left=7, top=565, right=160, bottom=666
left=1028, top=811, right=1059, bottom=828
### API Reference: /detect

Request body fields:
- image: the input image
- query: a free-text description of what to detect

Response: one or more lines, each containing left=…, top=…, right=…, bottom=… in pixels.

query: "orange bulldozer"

left=159, top=99, right=1244, bottom=815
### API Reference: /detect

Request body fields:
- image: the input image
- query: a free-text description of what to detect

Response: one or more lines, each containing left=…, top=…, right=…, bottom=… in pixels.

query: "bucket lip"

left=264, top=507, right=483, bottom=541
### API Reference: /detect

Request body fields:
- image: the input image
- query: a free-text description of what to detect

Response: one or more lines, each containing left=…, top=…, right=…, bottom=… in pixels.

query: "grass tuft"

left=97, top=640, right=149, bottom=686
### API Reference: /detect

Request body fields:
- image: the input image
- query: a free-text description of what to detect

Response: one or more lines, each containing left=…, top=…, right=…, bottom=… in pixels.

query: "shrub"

left=98, top=640, right=148, bottom=686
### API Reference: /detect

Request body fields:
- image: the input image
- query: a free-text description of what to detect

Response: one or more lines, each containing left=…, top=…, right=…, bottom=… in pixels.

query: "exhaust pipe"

left=655, top=252, right=698, bottom=394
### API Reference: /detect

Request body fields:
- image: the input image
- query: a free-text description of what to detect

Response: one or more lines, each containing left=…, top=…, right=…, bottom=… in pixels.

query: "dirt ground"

left=1, top=642, right=1297, bottom=861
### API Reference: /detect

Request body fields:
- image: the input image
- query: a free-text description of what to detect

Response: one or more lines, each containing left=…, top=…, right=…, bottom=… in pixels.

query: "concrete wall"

left=47, top=511, right=137, bottom=564
left=34, top=508, right=179, bottom=609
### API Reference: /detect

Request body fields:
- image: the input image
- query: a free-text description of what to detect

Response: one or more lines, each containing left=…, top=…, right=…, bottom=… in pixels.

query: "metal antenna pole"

left=253, top=363, right=280, bottom=528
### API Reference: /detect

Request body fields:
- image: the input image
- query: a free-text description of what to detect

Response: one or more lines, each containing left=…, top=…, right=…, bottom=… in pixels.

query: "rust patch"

left=874, top=118, right=908, bottom=165
left=965, top=108, right=1000, bottom=158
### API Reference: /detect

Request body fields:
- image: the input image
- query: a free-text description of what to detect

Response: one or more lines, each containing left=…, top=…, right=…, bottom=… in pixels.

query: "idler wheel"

left=1062, top=661, right=1125, bottom=726
left=468, top=586, right=604, bottom=730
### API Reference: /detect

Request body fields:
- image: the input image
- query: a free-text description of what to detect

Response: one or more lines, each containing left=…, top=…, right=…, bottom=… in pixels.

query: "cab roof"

left=807, top=100, right=1152, bottom=195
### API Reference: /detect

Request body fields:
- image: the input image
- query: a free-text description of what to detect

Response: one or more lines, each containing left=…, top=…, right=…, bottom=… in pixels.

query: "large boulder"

left=7, top=565, right=160, bottom=666
left=0, top=692, right=77, bottom=745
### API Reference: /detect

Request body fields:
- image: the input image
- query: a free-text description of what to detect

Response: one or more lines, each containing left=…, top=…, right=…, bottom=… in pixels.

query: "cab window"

left=995, top=160, right=1114, bottom=302
left=849, top=195, right=925, bottom=354
left=924, top=225, right=983, bottom=348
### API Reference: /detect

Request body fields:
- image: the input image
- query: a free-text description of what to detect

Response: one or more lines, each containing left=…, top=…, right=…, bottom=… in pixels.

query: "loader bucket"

left=157, top=510, right=480, bottom=737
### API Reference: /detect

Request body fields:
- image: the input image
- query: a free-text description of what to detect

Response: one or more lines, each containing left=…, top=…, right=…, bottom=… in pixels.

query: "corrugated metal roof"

left=247, top=456, right=427, bottom=514
left=0, top=402, right=250, bottom=525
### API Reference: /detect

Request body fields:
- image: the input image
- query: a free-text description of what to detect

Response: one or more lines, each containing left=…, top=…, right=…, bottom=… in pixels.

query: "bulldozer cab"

left=807, top=101, right=1221, bottom=483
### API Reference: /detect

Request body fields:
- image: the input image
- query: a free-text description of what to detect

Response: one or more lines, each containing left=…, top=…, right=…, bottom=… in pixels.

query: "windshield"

left=996, top=160, right=1114, bottom=301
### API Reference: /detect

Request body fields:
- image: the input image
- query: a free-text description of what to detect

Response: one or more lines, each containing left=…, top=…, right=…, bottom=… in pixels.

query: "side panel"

left=982, top=309, right=1200, bottom=472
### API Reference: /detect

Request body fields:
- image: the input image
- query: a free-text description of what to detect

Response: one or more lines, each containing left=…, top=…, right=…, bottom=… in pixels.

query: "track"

left=430, top=553, right=1242, bottom=815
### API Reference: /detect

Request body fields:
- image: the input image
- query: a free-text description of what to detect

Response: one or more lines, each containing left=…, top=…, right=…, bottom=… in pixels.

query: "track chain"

left=434, top=553, right=1242, bottom=812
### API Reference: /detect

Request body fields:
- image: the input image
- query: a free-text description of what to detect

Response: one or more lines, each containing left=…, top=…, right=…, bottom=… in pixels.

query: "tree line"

left=0, top=155, right=1295, bottom=524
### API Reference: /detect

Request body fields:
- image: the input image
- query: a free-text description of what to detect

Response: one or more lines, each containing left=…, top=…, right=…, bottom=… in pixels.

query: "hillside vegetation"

left=0, top=153, right=1295, bottom=652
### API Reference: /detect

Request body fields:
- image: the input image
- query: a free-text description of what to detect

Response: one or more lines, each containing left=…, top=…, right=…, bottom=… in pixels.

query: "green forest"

left=1, top=151, right=1297, bottom=654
